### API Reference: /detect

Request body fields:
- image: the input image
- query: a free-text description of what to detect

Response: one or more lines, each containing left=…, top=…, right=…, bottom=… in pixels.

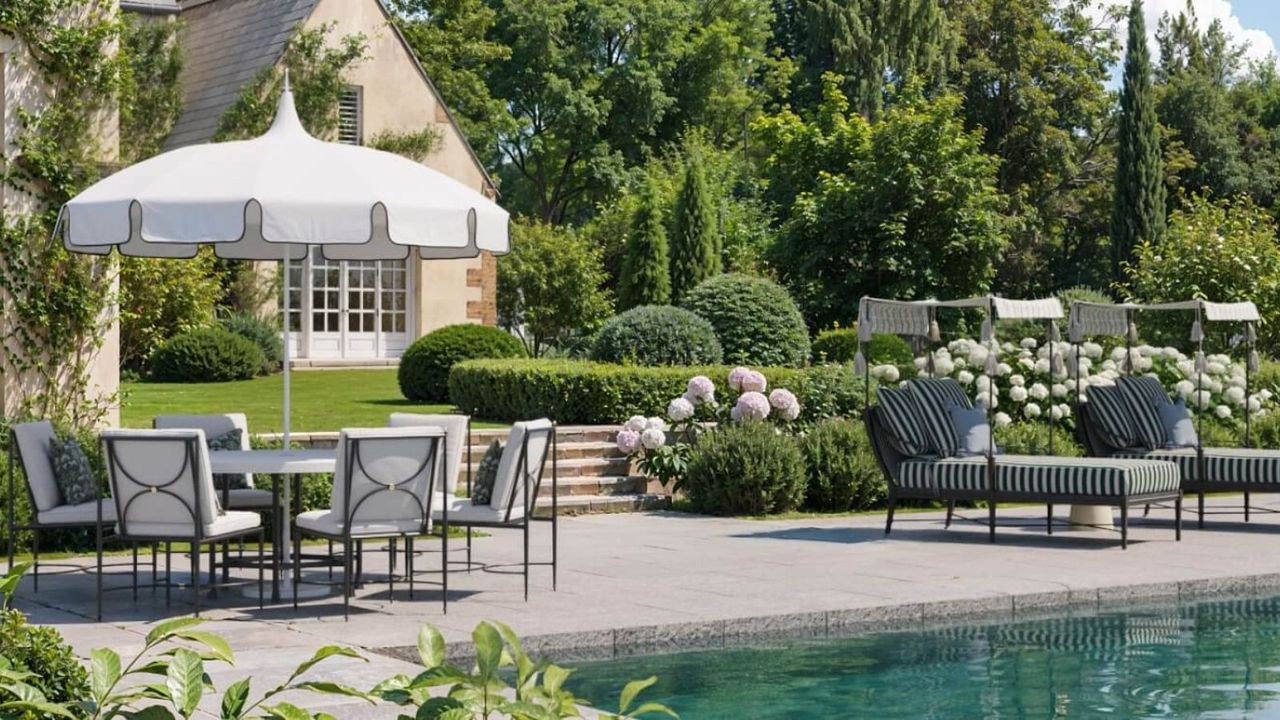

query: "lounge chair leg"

left=1047, top=504, right=1053, bottom=535
left=944, top=501, right=954, bottom=529
left=884, top=494, right=897, bottom=535
left=193, top=543, right=202, bottom=617
left=1198, top=492, right=1205, bottom=529
left=1143, top=504, right=1150, bottom=517
left=1120, top=504, right=1129, bottom=549
left=1245, top=492, right=1251, bottom=522
left=1175, top=495, right=1183, bottom=542
left=988, top=501, right=996, bottom=543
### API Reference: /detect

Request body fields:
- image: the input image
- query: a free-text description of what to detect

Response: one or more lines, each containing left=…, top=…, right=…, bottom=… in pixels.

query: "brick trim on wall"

left=466, top=251, right=497, bottom=325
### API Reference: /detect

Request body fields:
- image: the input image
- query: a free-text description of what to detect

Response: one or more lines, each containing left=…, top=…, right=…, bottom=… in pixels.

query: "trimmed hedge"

left=811, top=327, right=913, bottom=365
left=800, top=419, right=885, bottom=511
left=150, top=327, right=264, bottom=382
left=448, top=358, right=862, bottom=423
left=590, top=305, right=723, bottom=366
left=681, top=273, right=810, bottom=367
left=399, top=324, right=526, bottom=402
left=219, top=312, right=283, bottom=374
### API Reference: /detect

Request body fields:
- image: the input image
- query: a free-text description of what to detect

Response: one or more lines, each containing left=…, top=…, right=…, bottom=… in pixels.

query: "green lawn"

left=121, top=369, right=501, bottom=432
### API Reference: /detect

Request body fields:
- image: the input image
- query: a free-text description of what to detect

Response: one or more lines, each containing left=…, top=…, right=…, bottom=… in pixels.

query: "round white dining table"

left=208, top=449, right=337, bottom=600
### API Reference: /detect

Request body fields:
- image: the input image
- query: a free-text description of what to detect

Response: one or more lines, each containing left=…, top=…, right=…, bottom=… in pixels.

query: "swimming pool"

left=568, top=597, right=1280, bottom=718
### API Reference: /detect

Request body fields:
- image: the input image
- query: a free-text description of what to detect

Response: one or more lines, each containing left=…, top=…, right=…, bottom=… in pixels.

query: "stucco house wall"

left=0, top=22, right=121, bottom=426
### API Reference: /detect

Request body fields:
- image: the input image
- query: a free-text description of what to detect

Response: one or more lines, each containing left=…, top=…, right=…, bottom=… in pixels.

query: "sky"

left=1136, top=0, right=1280, bottom=65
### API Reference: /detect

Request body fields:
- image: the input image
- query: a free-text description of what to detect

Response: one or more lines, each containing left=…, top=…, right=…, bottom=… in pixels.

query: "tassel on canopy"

left=985, top=352, right=999, bottom=375
left=1047, top=320, right=1060, bottom=343
left=928, top=318, right=941, bottom=343
left=1248, top=322, right=1258, bottom=344
left=1190, top=320, right=1204, bottom=343
left=1068, top=321, right=1083, bottom=344
left=1195, top=350, right=1208, bottom=373
left=1051, top=353, right=1066, bottom=376
left=980, top=318, right=993, bottom=344
left=858, top=321, right=873, bottom=343
left=1250, top=350, right=1261, bottom=374
left=925, top=353, right=936, bottom=375
left=1126, top=321, right=1139, bottom=344
left=854, top=350, right=867, bottom=376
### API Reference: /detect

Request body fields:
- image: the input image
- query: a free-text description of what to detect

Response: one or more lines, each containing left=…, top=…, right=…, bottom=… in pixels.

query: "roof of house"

left=163, top=0, right=320, bottom=149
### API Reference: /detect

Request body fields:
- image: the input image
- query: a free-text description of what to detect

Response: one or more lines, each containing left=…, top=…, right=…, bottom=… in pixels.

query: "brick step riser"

left=464, top=444, right=625, bottom=461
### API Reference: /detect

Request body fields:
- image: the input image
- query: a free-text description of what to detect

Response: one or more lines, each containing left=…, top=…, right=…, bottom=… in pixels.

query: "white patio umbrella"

left=58, top=77, right=509, bottom=444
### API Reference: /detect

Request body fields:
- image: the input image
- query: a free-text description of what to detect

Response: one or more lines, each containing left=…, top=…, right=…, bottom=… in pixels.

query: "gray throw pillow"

left=1158, top=398, right=1199, bottom=448
left=948, top=404, right=999, bottom=457
left=207, top=429, right=251, bottom=490
left=470, top=440, right=502, bottom=506
left=50, top=437, right=97, bottom=506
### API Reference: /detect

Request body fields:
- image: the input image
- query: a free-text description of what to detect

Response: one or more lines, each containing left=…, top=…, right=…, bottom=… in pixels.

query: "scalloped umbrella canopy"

left=59, top=81, right=509, bottom=443
left=61, top=83, right=507, bottom=260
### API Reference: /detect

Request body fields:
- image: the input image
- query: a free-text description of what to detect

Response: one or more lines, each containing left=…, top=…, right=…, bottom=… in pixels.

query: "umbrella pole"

left=282, top=244, right=293, bottom=447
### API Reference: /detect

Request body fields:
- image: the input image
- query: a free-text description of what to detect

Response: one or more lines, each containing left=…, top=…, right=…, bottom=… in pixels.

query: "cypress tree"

left=670, top=155, right=720, bottom=301
left=1111, top=0, right=1166, bottom=283
left=618, top=181, right=671, bottom=310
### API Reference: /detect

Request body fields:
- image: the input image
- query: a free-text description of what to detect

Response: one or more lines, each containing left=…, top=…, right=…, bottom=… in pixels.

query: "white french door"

left=285, top=250, right=411, bottom=359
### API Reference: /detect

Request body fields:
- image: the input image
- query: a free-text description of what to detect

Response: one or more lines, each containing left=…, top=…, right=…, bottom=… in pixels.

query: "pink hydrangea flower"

left=616, top=430, right=641, bottom=454
left=741, top=370, right=768, bottom=393
left=686, top=375, right=715, bottom=403
left=769, top=389, right=800, bottom=421
left=736, top=391, right=771, bottom=421
left=728, top=366, right=752, bottom=391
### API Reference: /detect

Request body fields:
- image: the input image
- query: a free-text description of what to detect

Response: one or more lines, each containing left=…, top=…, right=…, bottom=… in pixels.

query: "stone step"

left=464, top=440, right=623, bottom=461
left=532, top=493, right=670, bottom=516
left=536, top=475, right=648, bottom=497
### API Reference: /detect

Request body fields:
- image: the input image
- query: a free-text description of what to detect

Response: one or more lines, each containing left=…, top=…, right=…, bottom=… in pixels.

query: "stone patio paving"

left=13, top=499, right=1280, bottom=717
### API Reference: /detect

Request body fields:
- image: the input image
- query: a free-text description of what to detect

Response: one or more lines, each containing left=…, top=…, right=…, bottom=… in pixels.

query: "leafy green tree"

left=757, top=75, right=1007, bottom=329
left=120, top=252, right=225, bottom=373
left=1126, top=194, right=1280, bottom=353
left=389, top=0, right=513, bottom=163
left=948, top=0, right=1119, bottom=294
left=119, top=15, right=183, bottom=164
left=497, top=220, right=614, bottom=356
left=670, top=152, right=721, bottom=301
left=618, top=181, right=672, bottom=310
left=1111, top=0, right=1166, bottom=283
left=776, top=0, right=951, bottom=117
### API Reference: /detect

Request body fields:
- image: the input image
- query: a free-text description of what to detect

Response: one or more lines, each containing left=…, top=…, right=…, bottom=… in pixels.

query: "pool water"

left=568, top=597, right=1280, bottom=719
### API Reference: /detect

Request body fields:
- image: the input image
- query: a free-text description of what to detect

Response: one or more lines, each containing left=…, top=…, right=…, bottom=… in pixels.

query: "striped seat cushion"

left=1117, top=376, right=1169, bottom=450
left=908, top=378, right=972, bottom=458
left=896, top=455, right=1180, bottom=497
left=875, top=387, right=932, bottom=457
left=1086, top=385, right=1139, bottom=450
left=1113, top=447, right=1280, bottom=486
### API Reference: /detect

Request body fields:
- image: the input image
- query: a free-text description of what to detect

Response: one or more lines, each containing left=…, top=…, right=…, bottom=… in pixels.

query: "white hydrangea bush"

left=874, top=337, right=1275, bottom=430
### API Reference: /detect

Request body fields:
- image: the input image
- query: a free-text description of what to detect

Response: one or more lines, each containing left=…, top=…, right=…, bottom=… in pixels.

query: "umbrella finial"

left=268, top=70, right=308, bottom=138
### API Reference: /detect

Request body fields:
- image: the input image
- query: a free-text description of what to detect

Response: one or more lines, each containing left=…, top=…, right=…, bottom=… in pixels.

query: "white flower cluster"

left=890, top=337, right=1274, bottom=425
left=616, top=415, right=668, bottom=454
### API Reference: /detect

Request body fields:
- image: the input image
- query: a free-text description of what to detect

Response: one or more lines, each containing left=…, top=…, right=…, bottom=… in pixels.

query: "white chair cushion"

left=154, top=414, right=253, bottom=490
left=101, top=429, right=224, bottom=537
left=388, top=413, right=468, bottom=494
left=12, top=421, right=61, bottom=511
left=123, top=510, right=260, bottom=540
left=435, top=495, right=514, bottom=524
left=489, top=419, right=553, bottom=512
left=327, top=426, right=444, bottom=522
left=295, top=510, right=427, bottom=538
left=36, top=499, right=116, bottom=526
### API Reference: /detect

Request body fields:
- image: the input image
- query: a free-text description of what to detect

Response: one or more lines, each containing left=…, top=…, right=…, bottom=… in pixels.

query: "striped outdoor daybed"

left=1077, top=378, right=1280, bottom=527
left=866, top=379, right=1184, bottom=548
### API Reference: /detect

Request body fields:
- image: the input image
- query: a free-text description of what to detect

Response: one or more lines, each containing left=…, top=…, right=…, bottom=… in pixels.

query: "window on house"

left=338, top=86, right=362, bottom=146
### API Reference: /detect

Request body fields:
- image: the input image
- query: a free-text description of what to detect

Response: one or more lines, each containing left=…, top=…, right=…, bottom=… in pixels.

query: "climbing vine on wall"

left=0, top=0, right=125, bottom=427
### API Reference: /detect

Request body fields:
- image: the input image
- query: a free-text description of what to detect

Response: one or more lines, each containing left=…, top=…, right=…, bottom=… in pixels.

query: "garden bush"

left=399, top=324, right=525, bottom=402
left=0, top=607, right=90, bottom=713
left=219, top=312, right=283, bottom=374
left=681, top=273, right=810, bottom=367
left=149, top=327, right=264, bottom=382
left=800, top=419, right=885, bottom=511
left=811, top=327, right=913, bottom=366
left=589, top=305, right=723, bottom=366
left=448, top=359, right=863, bottom=424
left=684, top=422, right=806, bottom=515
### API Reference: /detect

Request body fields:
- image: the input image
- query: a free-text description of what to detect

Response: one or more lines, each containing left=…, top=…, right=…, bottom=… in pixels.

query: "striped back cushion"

left=909, top=378, right=972, bottom=458
left=1086, top=384, right=1138, bottom=450
left=1117, top=376, right=1169, bottom=450
left=875, top=387, right=932, bottom=457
